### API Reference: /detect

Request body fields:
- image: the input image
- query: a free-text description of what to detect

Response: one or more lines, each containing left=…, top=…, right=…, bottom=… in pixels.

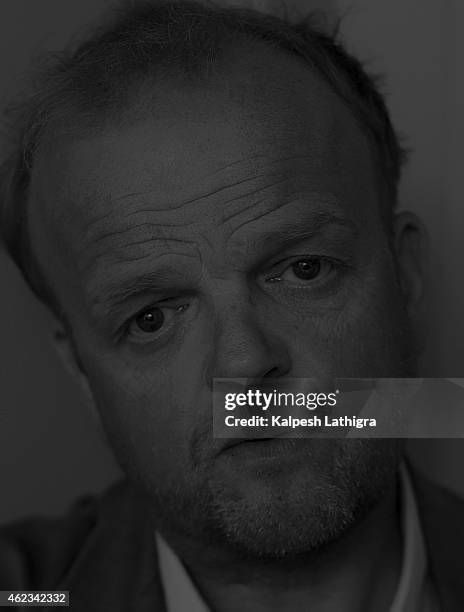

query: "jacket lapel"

left=58, top=481, right=166, bottom=612
left=410, top=466, right=464, bottom=611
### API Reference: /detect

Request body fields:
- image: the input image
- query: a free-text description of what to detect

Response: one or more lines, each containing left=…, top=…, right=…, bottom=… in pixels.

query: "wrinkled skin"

left=28, top=45, right=425, bottom=557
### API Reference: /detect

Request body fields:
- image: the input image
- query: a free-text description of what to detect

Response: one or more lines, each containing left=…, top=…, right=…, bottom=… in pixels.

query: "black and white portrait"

left=0, top=1, right=462, bottom=610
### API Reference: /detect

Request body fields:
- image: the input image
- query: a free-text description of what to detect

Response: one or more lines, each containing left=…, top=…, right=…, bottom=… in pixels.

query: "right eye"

left=126, top=303, right=189, bottom=343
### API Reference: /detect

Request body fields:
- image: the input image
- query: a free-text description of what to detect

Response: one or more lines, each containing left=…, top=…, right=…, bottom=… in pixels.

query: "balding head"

left=1, top=0, right=405, bottom=315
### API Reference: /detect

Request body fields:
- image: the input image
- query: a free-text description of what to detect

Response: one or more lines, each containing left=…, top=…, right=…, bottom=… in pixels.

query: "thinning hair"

left=0, top=0, right=406, bottom=317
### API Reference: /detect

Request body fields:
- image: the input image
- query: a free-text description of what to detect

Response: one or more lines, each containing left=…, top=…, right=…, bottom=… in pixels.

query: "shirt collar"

left=156, top=531, right=208, bottom=612
left=390, top=463, right=432, bottom=612
left=157, top=464, right=430, bottom=612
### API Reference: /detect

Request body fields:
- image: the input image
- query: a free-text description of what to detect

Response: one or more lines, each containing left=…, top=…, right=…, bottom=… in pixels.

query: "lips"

left=219, top=437, right=270, bottom=451
left=217, top=435, right=293, bottom=455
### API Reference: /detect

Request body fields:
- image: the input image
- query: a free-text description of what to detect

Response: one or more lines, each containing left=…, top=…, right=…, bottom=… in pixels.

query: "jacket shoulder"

left=412, top=467, right=464, bottom=537
left=0, top=482, right=125, bottom=590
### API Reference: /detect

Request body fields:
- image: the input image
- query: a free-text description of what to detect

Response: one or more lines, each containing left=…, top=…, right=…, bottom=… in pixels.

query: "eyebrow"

left=253, top=211, right=358, bottom=252
left=89, top=266, right=195, bottom=319
left=89, top=210, right=357, bottom=319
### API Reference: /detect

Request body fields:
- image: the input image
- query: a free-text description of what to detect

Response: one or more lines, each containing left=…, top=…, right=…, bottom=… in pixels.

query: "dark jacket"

left=0, top=469, right=463, bottom=611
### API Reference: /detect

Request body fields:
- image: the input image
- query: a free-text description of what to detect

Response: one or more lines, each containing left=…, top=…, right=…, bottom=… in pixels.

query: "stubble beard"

left=150, top=437, right=404, bottom=561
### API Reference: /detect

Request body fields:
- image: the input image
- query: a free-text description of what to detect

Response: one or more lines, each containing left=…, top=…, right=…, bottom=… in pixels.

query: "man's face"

left=29, top=47, right=414, bottom=556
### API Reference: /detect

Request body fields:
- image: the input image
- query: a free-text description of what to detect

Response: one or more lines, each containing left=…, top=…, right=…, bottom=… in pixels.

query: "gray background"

left=0, top=0, right=462, bottom=523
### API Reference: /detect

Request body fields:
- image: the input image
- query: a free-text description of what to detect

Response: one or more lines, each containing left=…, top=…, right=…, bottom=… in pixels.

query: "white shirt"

left=156, top=465, right=438, bottom=612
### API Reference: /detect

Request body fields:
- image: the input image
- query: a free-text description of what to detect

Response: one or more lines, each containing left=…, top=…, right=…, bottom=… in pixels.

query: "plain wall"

left=0, top=0, right=462, bottom=524
left=0, top=0, right=124, bottom=524
left=337, top=0, right=464, bottom=491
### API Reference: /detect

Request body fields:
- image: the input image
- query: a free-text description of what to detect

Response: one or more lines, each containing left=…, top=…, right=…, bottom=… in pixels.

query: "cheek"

left=288, top=265, right=411, bottom=379
left=72, top=311, right=217, bottom=484
left=80, top=349, right=205, bottom=482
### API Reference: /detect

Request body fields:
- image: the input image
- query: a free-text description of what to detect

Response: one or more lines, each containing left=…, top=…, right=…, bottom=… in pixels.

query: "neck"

left=160, top=479, right=402, bottom=612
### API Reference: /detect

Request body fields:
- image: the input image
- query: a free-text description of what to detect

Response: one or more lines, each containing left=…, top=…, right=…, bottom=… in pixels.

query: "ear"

left=392, top=211, right=429, bottom=347
left=52, top=325, right=100, bottom=422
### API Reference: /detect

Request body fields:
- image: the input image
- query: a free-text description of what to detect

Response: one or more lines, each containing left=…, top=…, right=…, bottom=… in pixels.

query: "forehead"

left=28, top=44, right=378, bottom=299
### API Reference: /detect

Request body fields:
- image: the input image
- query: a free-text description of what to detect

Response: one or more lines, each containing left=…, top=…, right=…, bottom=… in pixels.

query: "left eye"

left=134, top=307, right=165, bottom=333
left=268, top=257, right=333, bottom=284
left=289, top=258, right=322, bottom=280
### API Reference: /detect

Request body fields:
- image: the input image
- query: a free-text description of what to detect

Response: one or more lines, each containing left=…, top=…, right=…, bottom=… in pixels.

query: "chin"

left=205, top=439, right=402, bottom=559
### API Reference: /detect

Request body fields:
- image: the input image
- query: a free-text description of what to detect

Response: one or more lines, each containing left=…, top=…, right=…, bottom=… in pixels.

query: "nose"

left=206, top=297, right=291, bottom=386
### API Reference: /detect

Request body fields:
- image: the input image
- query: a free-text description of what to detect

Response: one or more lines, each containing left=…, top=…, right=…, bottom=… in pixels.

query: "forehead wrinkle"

left=81, top=208, right=115, bottom=236
left=78, top=189, right=194, bottom=240
left=220, top=175, right=290, bottom=223
left=81, top=170, right=281, bottom=245
left=226, top=197, right=354, bottom=253
left=123, top=172, right=273, bottom=212
left=210, top=153, right=322, bottom=177
left=80, top=233, right=199, bottom=277
left=78, top=224, right=192, bottom=275
left=76, top=152, right=287, bottom=235
left=108, top=170, right=275, bottom=218
left=93, top=237, right=198, bottom=264
left=87, top=219, right=196, bottom=246
left=116, top=173, right=289, bottom=227
left=224, top=188, right=324, bottom=244
left=210, top=153, right=271, bottom=176
left=83, top=168, right=303, bottom=249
